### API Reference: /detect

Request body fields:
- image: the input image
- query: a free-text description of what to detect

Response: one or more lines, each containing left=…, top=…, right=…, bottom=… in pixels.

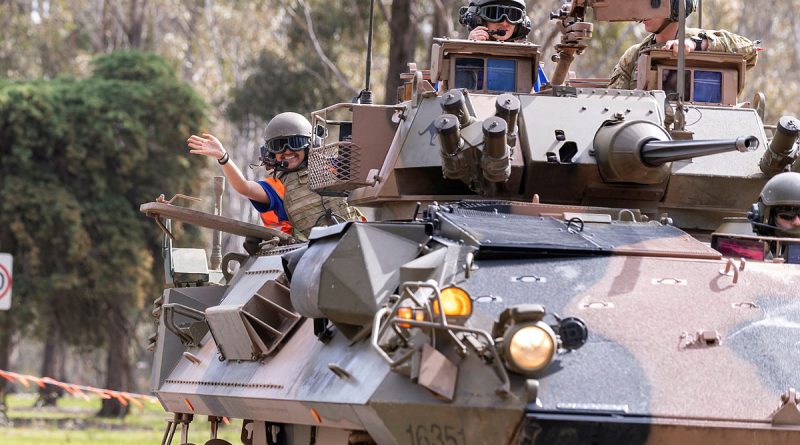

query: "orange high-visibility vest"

left=258, top=177, right=293, bottom=235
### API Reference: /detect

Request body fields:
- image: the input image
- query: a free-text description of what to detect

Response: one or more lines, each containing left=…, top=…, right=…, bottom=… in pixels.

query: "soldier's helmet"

left=459, top=0, right=532, bottom=40
left=752, top=172, right=800, bottom=236
left=669, top=0, right=696, bottom=21
left=260, top=112, right=313, bottom=171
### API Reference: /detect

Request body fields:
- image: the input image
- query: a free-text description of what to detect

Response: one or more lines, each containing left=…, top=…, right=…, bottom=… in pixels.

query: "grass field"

left=1, top=393, right=241, bottom=445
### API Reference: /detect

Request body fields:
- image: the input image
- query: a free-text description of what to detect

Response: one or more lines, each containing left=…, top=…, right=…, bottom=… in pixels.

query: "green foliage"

left=0, top=51, right=207, bottom=345
left=226, top=50, right=344, bottom=124
left=91, top=51, right=177, bottom=82
left=227, top=0, right=385, bottom=123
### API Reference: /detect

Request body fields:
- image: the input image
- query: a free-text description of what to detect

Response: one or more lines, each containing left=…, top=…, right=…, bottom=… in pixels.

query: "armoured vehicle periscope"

left=141, top=1, right=800, bottom=444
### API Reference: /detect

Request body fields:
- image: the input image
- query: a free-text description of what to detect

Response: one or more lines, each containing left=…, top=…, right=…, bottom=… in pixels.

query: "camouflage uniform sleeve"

left=699, top=29, right=759, bottom=70
left=608, top=43, right=641, bottom=90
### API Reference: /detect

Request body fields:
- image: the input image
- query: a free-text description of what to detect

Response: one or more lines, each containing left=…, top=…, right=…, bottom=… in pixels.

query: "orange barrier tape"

left=0, top=369, right=159, bottom=405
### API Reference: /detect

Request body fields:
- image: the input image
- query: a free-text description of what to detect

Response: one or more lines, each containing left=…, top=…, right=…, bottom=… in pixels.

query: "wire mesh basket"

left=307, top=141, right=363, bottom=194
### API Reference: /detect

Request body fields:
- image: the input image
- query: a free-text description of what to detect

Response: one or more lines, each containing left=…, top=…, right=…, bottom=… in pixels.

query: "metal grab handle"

left=220, top=252, right=247, bottom=282
left=719, top=258, right=740, bottom=284
left=370, top=281, right=512, bottom=396
left=162, top=303, right=206, bottom=346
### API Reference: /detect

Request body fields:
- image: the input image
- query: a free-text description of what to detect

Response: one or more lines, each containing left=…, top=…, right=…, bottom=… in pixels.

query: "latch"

left=770, top=388, right=800, bottom=425
left=679, top=330, right=721, bottom=349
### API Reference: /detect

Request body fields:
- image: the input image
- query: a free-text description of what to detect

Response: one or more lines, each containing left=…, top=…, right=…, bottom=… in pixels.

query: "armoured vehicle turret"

left=142, top=1, right=800, bottom=444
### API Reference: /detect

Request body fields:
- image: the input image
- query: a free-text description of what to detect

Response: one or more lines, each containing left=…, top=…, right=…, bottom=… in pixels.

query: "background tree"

left=385, top=0, right=416, bottom=102
left=0, top=51, right=207, bottom=416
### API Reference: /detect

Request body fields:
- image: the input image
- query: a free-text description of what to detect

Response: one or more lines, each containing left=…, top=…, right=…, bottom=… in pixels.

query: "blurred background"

left=0, top=0, right=794, bottom=442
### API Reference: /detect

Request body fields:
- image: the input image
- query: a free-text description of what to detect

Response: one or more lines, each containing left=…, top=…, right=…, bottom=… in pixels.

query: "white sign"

left=0, top=253, right=12, bottom=310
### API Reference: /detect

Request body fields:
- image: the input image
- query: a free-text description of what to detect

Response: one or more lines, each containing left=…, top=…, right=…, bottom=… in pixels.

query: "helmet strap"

left=655, top=19, right=674, bottom=36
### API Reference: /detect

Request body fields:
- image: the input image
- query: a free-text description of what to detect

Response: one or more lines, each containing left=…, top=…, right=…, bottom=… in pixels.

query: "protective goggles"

left=775, top=207, right=800, bottom=221
left=478, top=4, right=526, bottom=24
left=262, top=135, right=310, bottom=157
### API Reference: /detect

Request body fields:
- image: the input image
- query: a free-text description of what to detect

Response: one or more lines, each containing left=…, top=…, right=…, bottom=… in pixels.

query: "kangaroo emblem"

left=419, top=120, right=439, bottom=146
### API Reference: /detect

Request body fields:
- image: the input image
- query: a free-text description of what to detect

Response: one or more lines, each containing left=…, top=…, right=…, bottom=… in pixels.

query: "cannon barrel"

left=594, top=119, right=760, bottom=184
left=641, top=135, right=760, bottom=167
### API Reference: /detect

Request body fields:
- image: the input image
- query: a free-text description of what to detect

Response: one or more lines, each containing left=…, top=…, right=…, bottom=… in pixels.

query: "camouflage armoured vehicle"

left=142, top=1, right=800, bottom=444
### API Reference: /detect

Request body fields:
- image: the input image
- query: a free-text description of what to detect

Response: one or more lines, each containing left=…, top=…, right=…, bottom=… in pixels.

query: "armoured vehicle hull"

left=145, top=202, right=800, bottom=445
left=144, top=2, right=800, bottom=444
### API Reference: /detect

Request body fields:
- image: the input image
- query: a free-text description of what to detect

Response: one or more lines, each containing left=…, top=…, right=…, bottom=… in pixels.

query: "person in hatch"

left=187, top=112, right=356, bottom=240
left=608, top=0, right=757, bottom=90
left=459, top=0, right=548, bottom=91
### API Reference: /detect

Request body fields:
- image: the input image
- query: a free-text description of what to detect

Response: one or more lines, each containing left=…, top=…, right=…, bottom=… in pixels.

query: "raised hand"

left=187, top=133, right=227, bottom=160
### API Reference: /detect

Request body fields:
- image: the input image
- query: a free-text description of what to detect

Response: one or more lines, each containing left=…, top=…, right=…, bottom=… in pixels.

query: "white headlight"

left=504, top=322, right=557, bottom=374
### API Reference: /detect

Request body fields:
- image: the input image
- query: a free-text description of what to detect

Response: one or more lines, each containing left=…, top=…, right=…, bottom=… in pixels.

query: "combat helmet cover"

left=261, top=112, right=313, bottom=172
left=264, top=112, right=312, bottom=141
left=759, top=172, right=800, bottom=207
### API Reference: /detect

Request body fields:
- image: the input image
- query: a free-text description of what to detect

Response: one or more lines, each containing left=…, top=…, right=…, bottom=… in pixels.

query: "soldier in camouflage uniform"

left=187, top=112, right=355, bottom=240
left=609, top=0, right=758, bottom=90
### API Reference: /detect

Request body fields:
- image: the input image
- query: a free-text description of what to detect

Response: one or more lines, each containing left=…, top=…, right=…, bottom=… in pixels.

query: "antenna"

left=677, top=0, right=686, bottom=104
left=698, top=0, right=703, bottom=29
left=356, top=0, right=375, bottom=105
left=674, top=0, right=688, bottom=134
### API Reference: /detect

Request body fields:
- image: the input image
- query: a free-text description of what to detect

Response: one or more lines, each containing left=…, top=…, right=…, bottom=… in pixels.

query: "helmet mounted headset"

left=459, top=0, right=531, bottom=40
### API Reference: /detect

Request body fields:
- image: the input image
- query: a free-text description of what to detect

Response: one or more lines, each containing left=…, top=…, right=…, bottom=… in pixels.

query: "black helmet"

left=669, top=0, right=696, bottom=22
left=259, top=112, right=312, bottom=172
left=751, top=172, right=800, bottom=236
left=459, top=0, right=532, bottom=40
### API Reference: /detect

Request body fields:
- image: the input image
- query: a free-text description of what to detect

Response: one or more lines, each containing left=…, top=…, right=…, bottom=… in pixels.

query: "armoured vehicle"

left=142, top=1, right=800, bottom=444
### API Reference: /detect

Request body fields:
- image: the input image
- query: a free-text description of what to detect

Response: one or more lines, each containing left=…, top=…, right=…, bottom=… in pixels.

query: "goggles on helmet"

left=261, top=135, right=311, bottom=158
left=775, top=206, right=800, bottom=222
left=477, top=4, right=525, bottom=24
